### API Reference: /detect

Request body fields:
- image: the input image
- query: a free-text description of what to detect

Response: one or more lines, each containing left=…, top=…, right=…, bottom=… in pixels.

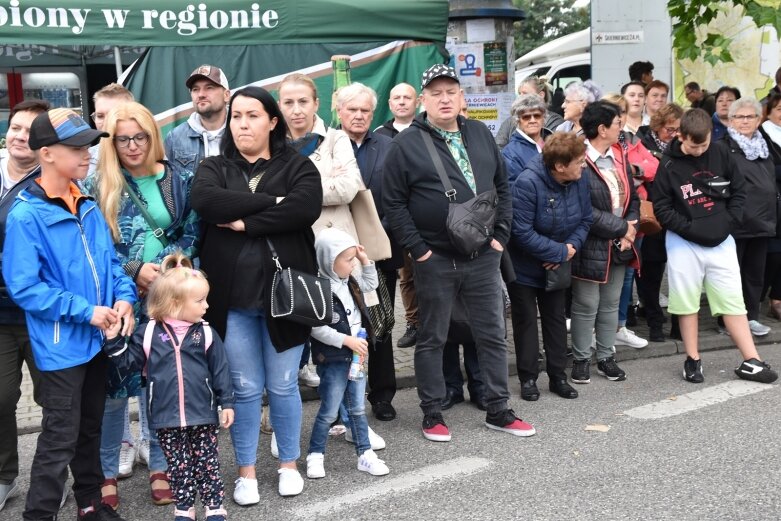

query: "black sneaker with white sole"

left=735, top=358, right=778, bottom=383
left=571, top=359, right=591, bottom=384
left=596, top=357, right=626, bottom=381
left=683, top=356, right=704, bottom=383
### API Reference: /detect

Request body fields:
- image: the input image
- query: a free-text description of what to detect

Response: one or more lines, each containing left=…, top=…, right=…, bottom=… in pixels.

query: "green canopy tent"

left=0, top=0, right=448, bottom=131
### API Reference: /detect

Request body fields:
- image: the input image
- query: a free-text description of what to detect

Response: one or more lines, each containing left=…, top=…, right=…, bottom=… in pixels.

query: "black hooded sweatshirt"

left=652, top=138, right=745, bottom=247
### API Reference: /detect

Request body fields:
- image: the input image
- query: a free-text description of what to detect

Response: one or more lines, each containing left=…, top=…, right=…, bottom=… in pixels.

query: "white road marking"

left=623, top=380, right=774, bottom=420
left=292, top=456, right=491, bottom=518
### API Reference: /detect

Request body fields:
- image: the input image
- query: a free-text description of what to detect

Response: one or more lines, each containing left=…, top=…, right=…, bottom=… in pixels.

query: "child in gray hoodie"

left=305, top=228, right=390, bottom=479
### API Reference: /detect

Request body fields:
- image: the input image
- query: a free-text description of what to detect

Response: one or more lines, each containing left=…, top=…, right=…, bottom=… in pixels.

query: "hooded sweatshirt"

left=187, top=112, right=225, bottom=159
left=310, top=228, right=378, bottom=349
left=652, top=138, right=746, bottom=247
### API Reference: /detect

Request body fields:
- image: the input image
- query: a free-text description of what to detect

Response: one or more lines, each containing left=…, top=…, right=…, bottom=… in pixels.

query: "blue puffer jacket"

left=509, top=155, right=593, bottom=288
left=3, top=183, right=137, bottom=370
left=502, top=128, right=551, bottom=187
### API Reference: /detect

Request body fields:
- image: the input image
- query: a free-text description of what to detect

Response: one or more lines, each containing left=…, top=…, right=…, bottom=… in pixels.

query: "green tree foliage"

left=512, top=0, right=590, bottom=58
left=669, top=0, right=781, bottom=65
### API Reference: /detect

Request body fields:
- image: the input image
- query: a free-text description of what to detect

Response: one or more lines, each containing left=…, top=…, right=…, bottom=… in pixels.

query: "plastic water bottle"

left=347, top=328, right=366, bottom=381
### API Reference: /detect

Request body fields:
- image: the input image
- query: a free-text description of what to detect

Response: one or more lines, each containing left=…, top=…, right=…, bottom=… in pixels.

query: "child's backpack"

left=141, top=319, right=213, bottom=376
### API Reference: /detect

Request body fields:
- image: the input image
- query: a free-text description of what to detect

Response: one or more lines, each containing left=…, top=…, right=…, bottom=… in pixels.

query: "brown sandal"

left=101, top=478, right=119, bottom=510
left=149, top=472, right=174, bottom=505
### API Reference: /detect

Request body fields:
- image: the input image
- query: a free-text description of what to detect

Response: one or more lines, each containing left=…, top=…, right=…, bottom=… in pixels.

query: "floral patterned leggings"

left=156, top=425, right=224, bottom=509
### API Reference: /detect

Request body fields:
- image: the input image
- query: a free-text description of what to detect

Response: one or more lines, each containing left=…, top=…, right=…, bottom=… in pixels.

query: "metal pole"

left=113, top=46, right=123, bottom=79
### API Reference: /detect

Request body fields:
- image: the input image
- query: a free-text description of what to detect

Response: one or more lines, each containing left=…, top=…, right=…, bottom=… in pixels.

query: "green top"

left=134, top=171, right=172, bottom=262
left=431, top=123, right=476, bottom=195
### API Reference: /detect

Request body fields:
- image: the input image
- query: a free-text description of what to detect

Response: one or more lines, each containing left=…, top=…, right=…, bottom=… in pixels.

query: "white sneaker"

left=270, top=432, right=279, bottom=459
left=298, top=365, right=320, bottom=387
left=566, top=318, right=571, bottom=333
left=614, top=327, right=648, bottom=349
left=233, top=476, right=260, bottom=506
left=328, top=424, right=346, bottom=436
left=278, top=468, right=304, bottom=497
left=749, top=320, right=771, bottom=337
left=344, top=426, right=386, bottom=451
left=306, top=453, right=325, bottom=479
left=659, top=294, right=669, bottom=308
left=117, top=441, right=137, bottom=478
left=357, top=449, right=389, bottom=476
left=136, top=439, right=150, bottom=466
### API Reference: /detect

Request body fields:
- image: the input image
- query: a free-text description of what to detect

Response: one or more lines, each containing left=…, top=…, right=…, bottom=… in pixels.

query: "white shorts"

left=665, top=231, right=746, bottom=316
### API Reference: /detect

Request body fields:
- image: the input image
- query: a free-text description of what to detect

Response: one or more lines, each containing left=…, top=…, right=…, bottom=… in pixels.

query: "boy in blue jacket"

left=3, top=108, right=136, bottom=521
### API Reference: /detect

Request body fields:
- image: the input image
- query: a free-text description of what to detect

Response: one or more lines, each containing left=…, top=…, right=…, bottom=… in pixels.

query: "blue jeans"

left=100, top=389, right=167, bottom=477
left=618, top=266, right=635, bottom=325
left=308, top=362, right=370, bottom=455
left=224, top=308, right=304, bottom=465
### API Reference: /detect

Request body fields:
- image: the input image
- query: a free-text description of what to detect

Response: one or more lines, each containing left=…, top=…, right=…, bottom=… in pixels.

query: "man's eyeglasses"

left=114, top=133, right=150, bottom=148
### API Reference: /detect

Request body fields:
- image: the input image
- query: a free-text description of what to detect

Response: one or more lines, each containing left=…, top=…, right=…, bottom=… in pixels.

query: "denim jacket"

left=84, top=161, right=200, bottom=281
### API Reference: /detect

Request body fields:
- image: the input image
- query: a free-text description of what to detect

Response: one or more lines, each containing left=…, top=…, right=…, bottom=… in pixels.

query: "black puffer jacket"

left=572, top=144, right=640, bottom=282
left=717, top=133, right=777, bottom=239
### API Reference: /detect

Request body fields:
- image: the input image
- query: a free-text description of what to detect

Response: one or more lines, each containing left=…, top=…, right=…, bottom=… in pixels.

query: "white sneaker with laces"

left=357, top=449, right=389, bottom=476
left=614, top=327, right=648, bottom=349
left=233, top=476, right=260, bottom=506
left=306, top=453, right=325, bottom=479
left=344, top=426, right=386, bottom=450
left=136, top=439, right=150, bottom=466
left=298, top=365, right=320, bottom=387
left=748, top=320, right=771, bottom=337
left=328, top=424, right=346, bottom=436
left=270, top=432, right=279, bottom=459
left=117, top=441, right=137, bottom=478
left=278, top=468, right=304, bottom=496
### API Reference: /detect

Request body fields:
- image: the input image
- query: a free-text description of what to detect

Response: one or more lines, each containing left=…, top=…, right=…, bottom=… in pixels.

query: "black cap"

left=29, top=108, right=109, bottom=150
left=420, top=64, right=460, bottom=91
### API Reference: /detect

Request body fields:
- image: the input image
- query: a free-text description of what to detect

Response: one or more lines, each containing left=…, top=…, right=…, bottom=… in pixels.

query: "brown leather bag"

left=639, top=199, right=662, bottom=235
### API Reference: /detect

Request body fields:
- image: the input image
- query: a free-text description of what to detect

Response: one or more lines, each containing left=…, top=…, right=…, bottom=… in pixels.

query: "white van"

left=514, top=29, right=591, bottom=92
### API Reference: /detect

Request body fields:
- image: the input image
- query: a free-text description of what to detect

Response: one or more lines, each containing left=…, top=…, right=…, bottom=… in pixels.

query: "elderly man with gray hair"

left=502, top=93, right=551, bottom=186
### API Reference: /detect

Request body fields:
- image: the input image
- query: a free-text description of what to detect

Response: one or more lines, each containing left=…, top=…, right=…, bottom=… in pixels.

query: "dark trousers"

left=24, top=352, right=107, bottom=520
left=0, top=325, right=40, bottom=484
left=636, top=259, right=666, bottom=328
left=367, top=270, right=398, bottom=405
left=763, top=251, right=781, bottom=300
left=443, top=341, right=484, bottom=400
left=508, top=282, right=568, bottom=381
left=412, top=249, right=509, bottom=415
left=736, top=237, right=768, bottom=320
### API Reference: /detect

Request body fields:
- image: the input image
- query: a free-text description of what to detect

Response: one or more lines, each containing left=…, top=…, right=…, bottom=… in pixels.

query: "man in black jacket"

left=383, top=64, right=534, bottom=441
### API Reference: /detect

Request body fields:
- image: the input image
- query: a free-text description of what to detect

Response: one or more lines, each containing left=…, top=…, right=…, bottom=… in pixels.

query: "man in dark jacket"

left=652, top=108, right=778, bottom=385
left=383, top=64, right=534, bottom=441
left=337, top=82, right=400, bottom=422
left=684, top=82, right=716, bottom=115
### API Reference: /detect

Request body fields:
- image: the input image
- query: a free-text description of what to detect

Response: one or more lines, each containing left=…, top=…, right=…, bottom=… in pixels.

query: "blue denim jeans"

left=308, top=361, right=370, bottom=456
left=100, top=389, right=167, bottom=477
left=618, top=266, right=635, bottom=325
left=224, top=308, right=304, bottom=465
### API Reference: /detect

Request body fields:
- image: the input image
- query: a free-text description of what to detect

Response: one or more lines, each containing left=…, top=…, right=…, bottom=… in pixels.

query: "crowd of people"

left=1, top=58, right=781, bottom=521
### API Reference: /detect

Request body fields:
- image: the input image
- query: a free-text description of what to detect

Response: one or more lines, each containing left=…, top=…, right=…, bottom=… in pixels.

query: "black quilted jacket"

left=572, top=144, right=640, bottom=282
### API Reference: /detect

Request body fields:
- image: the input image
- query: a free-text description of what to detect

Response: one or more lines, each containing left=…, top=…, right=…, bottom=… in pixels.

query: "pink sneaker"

left=422, top=413, right=451, bottom=442
left=485, top=409, right=536, bottom=437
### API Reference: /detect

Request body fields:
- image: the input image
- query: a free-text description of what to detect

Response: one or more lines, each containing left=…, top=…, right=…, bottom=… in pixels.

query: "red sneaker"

left=422, top=413, right=451, bottom=442
left=485, top=409, right=536, bottom=437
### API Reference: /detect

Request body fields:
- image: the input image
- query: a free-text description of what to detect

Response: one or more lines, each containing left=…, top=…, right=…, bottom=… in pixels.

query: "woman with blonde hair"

left=84, top=101, right=200, bottom=511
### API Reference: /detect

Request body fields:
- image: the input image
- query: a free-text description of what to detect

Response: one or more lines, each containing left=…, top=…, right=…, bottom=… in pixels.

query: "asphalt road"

left=7, top=346, right=781, bottom=521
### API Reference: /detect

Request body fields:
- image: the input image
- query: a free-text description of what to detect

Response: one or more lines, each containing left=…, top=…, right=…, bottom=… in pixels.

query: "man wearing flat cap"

left=164, top=64, right=231, bottom=173
left=382, top=64, right=535, bottom=442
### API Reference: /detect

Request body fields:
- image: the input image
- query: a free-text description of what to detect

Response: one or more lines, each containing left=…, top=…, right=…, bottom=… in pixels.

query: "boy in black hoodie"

left=653, top=108, right=777, bottom=384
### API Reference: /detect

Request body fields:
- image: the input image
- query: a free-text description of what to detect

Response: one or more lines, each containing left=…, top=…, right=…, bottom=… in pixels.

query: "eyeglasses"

left=114, top=132, right=149, bottom=148
left=89, top=112, right=104, bottom=123
left=520, top=113, right=543, bottom=121
left=731, top=114, right=759, bottom=121
left=663, top=126, right=680, bottom=134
